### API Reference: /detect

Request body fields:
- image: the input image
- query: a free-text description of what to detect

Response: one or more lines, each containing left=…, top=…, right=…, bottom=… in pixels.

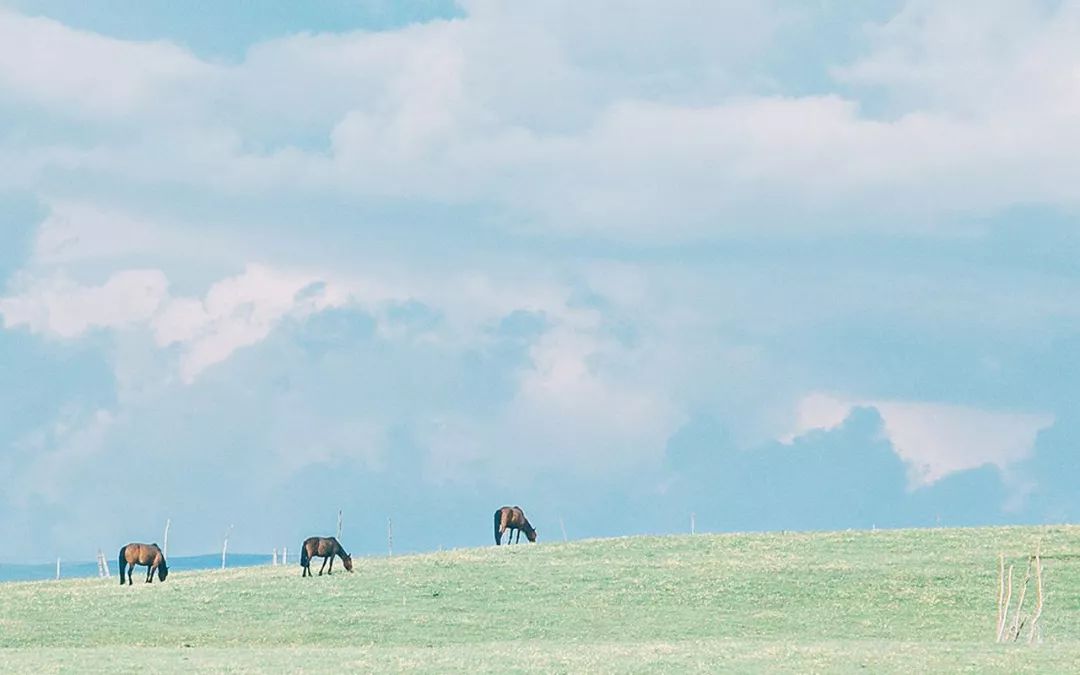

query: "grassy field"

left=2, top=526, right=1080, bottom=673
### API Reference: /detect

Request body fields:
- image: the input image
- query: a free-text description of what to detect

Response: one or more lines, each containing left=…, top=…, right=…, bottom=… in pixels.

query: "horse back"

left=304, top=536, right=340, bottom=557
left=123, top=542, right=162, bottom=565
left=495, top=506, right=511, bottom=529
left=496, top=506, right=526, bottom=528
left=510, top=507, right=527, bottom=527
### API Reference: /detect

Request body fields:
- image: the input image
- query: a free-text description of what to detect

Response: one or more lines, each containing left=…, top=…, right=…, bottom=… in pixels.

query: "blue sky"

left=1, top=0, right=1079, bottom=561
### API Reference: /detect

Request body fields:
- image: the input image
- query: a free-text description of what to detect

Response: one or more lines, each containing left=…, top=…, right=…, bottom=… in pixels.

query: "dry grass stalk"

left=996, top=563, right=1014, bottom=643
left=995, top=549, right=1047, bottom=645
left=1027, top=554, right=1044, bottom=644
left=996, top=554, right=1005, bottom=638
left=1008, top=557, right=1033, bottom=641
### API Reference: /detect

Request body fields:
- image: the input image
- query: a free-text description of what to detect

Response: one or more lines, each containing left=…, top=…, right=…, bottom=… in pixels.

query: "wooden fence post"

left=1028, top=552, right=1044, bottom=644
left=221, top=524, right=234, bottom=570
left=163, top=518, right=171, bottom=559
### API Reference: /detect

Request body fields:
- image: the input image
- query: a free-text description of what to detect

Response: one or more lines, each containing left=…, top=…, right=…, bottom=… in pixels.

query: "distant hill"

left=0, top=553, right=272, bottom=582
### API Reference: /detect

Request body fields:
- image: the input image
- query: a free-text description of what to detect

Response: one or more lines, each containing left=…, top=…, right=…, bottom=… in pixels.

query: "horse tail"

left=300, top=542, right=310, bottom=567
left=118, top=545, right=127, bottom=585
left=494, top=509, right=502, bottom=545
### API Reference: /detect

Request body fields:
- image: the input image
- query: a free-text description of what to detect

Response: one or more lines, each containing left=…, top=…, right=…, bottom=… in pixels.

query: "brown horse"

left=494, top=506, right=537, bottom=545
left=300, top=536, right=353, bottom=577
left=118, top=542, right=168, bottom=585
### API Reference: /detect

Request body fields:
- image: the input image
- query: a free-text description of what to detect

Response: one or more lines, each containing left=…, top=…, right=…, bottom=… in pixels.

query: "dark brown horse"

left=494, top=506, right=537, bottom=545
left=118, top=542, right=168, bottom=585
left=300, top=536, right=353, bottom=577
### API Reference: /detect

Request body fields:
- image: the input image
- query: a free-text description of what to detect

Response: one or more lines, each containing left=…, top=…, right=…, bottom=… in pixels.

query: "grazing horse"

left=300, top=536, right=353, bottom=577
left=494, top=506, right=537, bottom=545
left=118, top=542, right=168, bottom=585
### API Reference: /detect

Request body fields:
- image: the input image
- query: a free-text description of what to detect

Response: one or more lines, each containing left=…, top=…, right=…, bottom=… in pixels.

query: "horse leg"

left=319, top=556, right=328, bottom=576
left=516, top=529, right=521, bottom=544
left=328, top=556, right=334, bottom=575
left=146, top=565, right=153, bottom=583
left=127, top=563, right=135, bottom=585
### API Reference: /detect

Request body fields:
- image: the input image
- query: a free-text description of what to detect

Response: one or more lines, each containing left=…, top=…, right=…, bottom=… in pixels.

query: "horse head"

left=158, top=561, right=169, bottom=581
left=341, top=553, right=354, bottom=572
left=526, top=527, right=538, bottom=542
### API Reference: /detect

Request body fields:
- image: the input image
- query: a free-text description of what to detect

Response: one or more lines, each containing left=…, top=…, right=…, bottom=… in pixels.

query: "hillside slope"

left=2, top=526, right=1079, bottom=673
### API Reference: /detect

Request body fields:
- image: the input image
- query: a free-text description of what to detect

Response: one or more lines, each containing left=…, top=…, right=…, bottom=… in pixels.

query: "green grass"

left=2, top=526, right=1080, bottom=673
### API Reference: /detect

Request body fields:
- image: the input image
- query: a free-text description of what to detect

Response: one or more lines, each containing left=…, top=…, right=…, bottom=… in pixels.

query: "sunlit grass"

left=2, top=526, right=1079, bottom=672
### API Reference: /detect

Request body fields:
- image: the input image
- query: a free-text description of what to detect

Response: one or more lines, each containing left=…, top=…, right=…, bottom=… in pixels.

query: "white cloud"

left=0, top=262, right=343, bottom=381
left=835, top=0, right=1080, bottom=116
left=18, top=2, right=1080, bottom=240
left=0, top=9, right=217, bottom=118
left=506, top=326, right=683, bottom=472
left=0, top=251, right=691, bottom=484
left=0, top=244, right=590, bottom=386
left=27, top=201, right=218, bottom=267
left=153, top=264, right=337, bottom=382
left=6, top=0, right=1080, bottom=555
left=0, top=269, right=168, bottom=338
left=786, top=392, right=1055, bottom=484
left=413, top=325, right=684, bottom=481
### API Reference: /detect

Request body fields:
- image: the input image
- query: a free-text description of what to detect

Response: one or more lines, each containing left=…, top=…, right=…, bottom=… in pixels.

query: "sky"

left=1, top=0, right=1079, bottom=562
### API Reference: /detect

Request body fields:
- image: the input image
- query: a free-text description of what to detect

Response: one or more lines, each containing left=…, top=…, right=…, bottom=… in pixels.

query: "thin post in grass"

left=690, top=513, right=696, bottom=535
left=55, top=557, right=60, bottom=580
left=283, top=546, right=288, bottom=565
left=337, top=509, right=343, bottom=540
left=996, top=554, right=1006, bottom=639
left=163, top=518, right=171, bottom=559
left=996, top=563, right=1014, bottom=643
left=995, top=548, right=1047, bottom=644
left=387, top=517, right=393, bottom=557
left=1028, top=552, right=1045, bottom=644
left=272, top=548, right=278, bottom=566
left=1008, top=557, right=1033, bottom=641
left=221, top=524, right=234, bottom=570
left=559, top=516, right=568, bottom=542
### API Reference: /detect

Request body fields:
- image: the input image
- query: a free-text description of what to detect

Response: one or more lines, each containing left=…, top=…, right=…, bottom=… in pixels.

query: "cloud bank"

left=1, top=1, right=1079, bottom=558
